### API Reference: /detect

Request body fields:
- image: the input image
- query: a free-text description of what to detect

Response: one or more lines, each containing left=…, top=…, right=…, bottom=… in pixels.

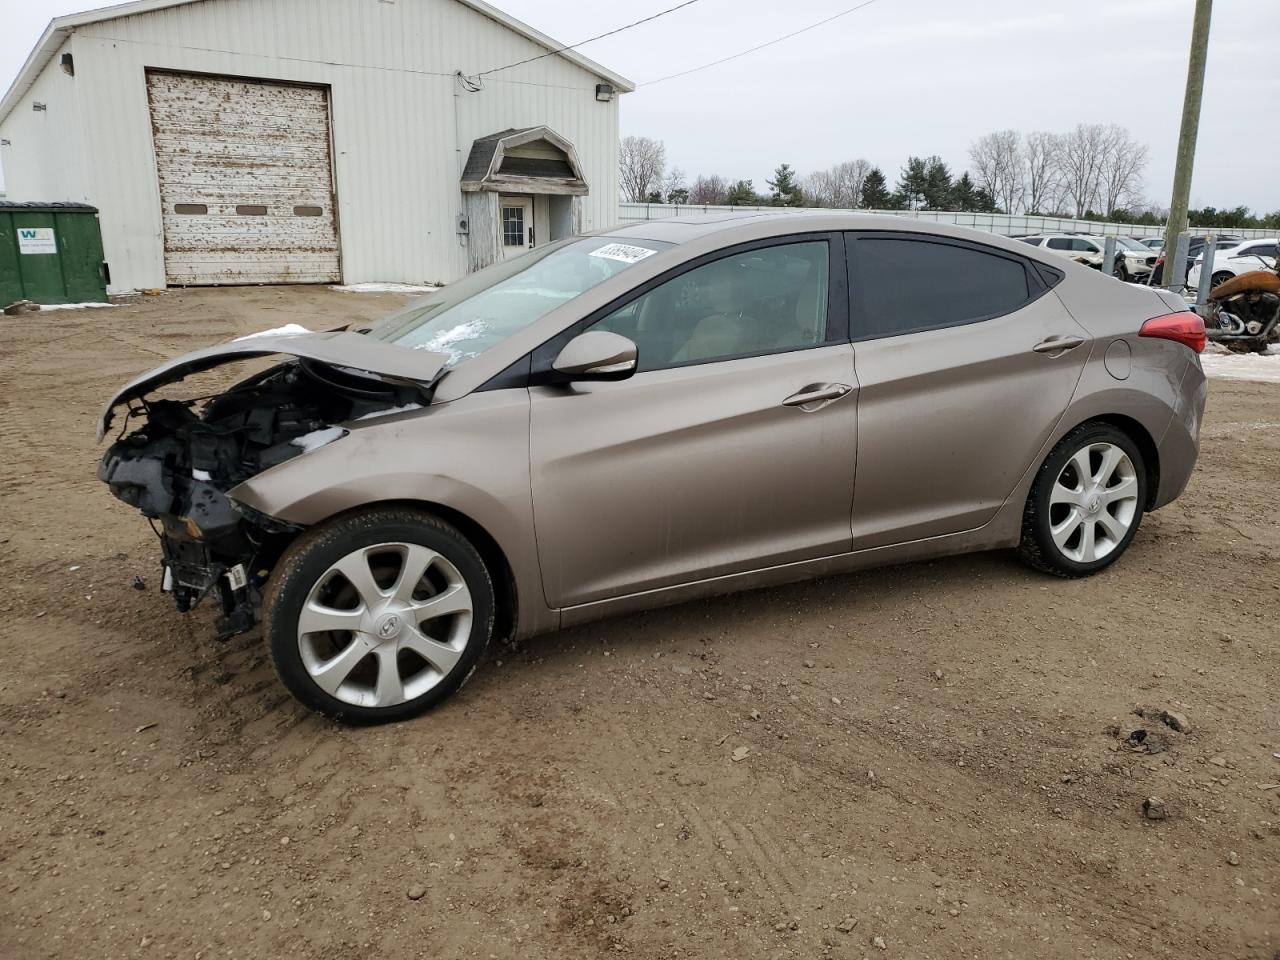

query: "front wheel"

left=1018, top=423, right=1147, bottom=577
left=1112, top=262, right=1129, bottom=282
left=263, top=507, right=495, bottom=724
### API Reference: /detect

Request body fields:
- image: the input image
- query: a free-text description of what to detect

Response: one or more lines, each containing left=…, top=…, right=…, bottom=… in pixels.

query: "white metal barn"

left=0, top=0, right=632, bottom=293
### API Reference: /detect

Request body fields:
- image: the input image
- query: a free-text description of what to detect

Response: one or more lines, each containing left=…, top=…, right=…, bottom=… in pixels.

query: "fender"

left=229, top=390, right=559, bottom=638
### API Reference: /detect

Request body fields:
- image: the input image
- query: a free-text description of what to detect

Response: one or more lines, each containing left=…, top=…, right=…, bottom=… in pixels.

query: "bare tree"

left=968, top=130, right=1024, bottom=213
left=833, top=158, right=872, bottom=208
left=1022, top=131, right=1061, bottom=215
left=1098, top=125, right=1149, bottom=214
left=1057, top=123, right=1111, bottom=217
left=688, top=173, right=729, bottom=205
left=618, top=136, right=667, bottom=203
left=801, top=169, right=839, bottom=207
left=801, top=158, right=872, bottom=208
left=663, top=166, right=689, bottom=204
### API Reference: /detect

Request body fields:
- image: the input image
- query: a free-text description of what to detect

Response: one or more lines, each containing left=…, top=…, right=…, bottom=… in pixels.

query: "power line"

left=640, top=0, right=882, bottom=86
left=475, top=0, right=705, bottom=79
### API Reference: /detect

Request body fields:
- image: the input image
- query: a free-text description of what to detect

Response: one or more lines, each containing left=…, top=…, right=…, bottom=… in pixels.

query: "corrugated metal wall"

left=0, top=41, right=89, bottom=205
left=618, top=203, right=1277, bottom=241
left=38, top=0, right=621, bottom=292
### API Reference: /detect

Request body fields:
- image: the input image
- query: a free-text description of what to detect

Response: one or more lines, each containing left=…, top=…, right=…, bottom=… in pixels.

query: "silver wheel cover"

left=1048, top=442, right=1140, bottom=563
left=297, top=543, right=473, bottom=709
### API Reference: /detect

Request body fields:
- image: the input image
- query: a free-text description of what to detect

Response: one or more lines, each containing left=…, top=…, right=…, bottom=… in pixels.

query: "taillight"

left=1139, top=312, right=1206, bottom=353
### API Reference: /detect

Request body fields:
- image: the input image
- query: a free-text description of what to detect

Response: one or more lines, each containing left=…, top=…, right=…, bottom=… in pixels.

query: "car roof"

left=599, top=211, right=1068, bottom=260
left=1224, top=237, right=1278, bottom=250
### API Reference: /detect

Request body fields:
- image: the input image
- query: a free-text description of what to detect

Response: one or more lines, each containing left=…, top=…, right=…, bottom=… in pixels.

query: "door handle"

left=782, top=383, right=852, bottom=409
left=1032, top=335, right=1086, bottom=355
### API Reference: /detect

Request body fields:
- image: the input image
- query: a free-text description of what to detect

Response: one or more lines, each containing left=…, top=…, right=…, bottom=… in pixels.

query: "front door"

left=529, top=236, right=857, bottom=609
left=845, top=232, right=1091, bottom=549
left=499, top=197, right=533, bottom=260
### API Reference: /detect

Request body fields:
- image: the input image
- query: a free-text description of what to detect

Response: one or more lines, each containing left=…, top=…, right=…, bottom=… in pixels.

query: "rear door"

left=528, top=235, right=857, bottom=608
left=845, top=232, right=1090, bottom=549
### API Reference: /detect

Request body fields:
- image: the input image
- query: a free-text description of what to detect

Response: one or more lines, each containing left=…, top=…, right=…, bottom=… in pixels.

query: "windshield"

left=1115, top=237, right=1149, bottom=252
left=368, top=237, right=672, bottom=366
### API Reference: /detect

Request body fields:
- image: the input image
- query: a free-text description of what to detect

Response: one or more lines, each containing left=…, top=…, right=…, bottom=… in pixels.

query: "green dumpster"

left=0, top=201, right=108, bottom=306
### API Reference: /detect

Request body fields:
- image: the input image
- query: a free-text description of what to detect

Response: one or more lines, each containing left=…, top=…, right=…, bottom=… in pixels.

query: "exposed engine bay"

left=98, top=352, right=432, bottom=640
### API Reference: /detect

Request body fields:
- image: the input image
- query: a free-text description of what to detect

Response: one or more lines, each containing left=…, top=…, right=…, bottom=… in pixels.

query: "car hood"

left=97, top=330, right=449, bottom=441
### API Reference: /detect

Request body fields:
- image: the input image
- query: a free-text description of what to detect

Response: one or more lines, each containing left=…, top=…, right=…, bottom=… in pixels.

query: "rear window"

left=1046, top=237, right=1072, bottom=250
left=852, top=237, right=1032, bottom=339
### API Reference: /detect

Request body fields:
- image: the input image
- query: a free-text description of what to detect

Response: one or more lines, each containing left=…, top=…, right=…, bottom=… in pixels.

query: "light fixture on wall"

left=60, top=53, right=75, bottom=76
left=32, top=101, right=47, bottom=111
left=595, top=83, right=615, bottom=102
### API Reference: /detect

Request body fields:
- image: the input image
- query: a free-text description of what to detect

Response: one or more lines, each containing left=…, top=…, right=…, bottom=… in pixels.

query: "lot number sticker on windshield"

left=589, top=243, right=656, bottom=264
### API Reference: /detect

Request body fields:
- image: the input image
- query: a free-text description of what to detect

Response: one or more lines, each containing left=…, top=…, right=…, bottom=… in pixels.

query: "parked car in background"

left=1112, top=237, right=1159, bottom=281
left=1187, top=238, right=1279, bottom=289
left=1150, top=235, right=1245, bottom=285
left=98, top=212, right=1207, bottom=723
left=1020, top=234, right=1154, bottom=281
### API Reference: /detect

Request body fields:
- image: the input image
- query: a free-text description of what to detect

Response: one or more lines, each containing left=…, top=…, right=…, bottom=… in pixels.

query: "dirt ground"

left=2, top=285, right=1278, bottom=960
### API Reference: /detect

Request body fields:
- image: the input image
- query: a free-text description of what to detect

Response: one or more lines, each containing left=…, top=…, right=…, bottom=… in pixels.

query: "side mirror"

left=552, top=331, right=637, bottom=382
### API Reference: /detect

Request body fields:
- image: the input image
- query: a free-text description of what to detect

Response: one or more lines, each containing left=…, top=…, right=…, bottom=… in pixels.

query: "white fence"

left=617, top=203, right=1274, bottom=240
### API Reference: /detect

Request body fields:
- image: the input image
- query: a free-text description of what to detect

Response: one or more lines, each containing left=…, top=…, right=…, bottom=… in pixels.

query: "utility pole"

left=1162, top=0, right=1213, bottom=289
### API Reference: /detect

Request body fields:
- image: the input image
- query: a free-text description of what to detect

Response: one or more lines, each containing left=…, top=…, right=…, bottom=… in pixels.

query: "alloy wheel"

left=296, top=543, right=473, bottom=708
left=1047, top=442, right=1140, bottom=563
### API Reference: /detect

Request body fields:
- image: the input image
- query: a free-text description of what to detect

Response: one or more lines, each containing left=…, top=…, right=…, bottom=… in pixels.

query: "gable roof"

left=0, top=0, right=634, bottom=126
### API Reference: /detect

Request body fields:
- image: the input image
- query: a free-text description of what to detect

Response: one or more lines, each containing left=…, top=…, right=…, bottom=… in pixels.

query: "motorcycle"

left=1201, top=252, right=1280, bottom=355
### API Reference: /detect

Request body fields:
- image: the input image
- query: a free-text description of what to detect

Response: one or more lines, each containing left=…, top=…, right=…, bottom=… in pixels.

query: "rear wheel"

left=1019, top=423, right=1147, bottom=577
left=263, top=507, right=495, bottom=724
left=1210, top=270, right=1234, bottom=288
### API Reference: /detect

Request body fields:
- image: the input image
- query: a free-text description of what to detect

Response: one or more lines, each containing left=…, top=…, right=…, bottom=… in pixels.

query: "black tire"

left=263, top=506, right=495, bottom=724
left=1112, top=262, right=1128, bottom=282
left=1018, top=422, right=1148, bottom=578
left=1210, top=270, right=1233, bottom=288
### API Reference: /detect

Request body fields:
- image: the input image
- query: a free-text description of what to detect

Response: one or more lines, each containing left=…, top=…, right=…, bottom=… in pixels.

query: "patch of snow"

left=331, top=283, right=439, bottom=294
left=355, top=403, right=424, bottom=421
left=290, top=426, right=346, bottom=453
left=410, top=319, right=487, bottom=365
left=39, top=301, right=115, bottom=311
left=1201, top=343, right=1280, bottom=383
left=234, top=323, right=311, bottom=340
left=191, top=469, right=212, bottom=482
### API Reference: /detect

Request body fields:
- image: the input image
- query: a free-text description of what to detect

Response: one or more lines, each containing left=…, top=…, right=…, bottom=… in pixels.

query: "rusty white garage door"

left=147, top=72, right=340, bottom=285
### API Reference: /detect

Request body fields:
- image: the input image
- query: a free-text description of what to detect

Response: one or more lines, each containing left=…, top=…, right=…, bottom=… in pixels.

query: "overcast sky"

left=3, top=0, right=1277, bottom=211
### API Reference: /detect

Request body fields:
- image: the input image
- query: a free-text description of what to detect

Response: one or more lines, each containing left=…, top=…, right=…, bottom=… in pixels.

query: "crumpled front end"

left=98, top=335, right=443, bottom=639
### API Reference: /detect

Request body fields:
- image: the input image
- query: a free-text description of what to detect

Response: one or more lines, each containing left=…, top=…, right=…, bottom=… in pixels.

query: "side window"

left=1071, top=238, right=1097, bottom=252
left=590, top=241, right=829, bottom=372
left=852, top=236, right=1032, bottom=339
left=1046, top=237, right=1072, bottom=250
left=1018, top=237, right=1043, bottom=246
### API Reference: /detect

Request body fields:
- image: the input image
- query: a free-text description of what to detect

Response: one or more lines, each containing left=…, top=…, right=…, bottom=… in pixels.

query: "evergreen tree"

left=645, top=189, right=664, bottom=204
left=894, top=156, right=929, bottom=210
left=972, top=186, right=998, bottom=213
left=667, top=186, right=690, bottom=205
left=950, top=172, right=978, bottom=211
left=724, top=179, right=761, bottom=206
left=767, top=163, right=804, bottom=206
left=922, top=156, right=954, bottom=209
left=860, top=167, right=893, bottom=209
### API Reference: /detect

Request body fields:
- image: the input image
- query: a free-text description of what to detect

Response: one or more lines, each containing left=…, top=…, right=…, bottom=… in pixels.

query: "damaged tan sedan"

left=99, top=213, right=1207, bottom=723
